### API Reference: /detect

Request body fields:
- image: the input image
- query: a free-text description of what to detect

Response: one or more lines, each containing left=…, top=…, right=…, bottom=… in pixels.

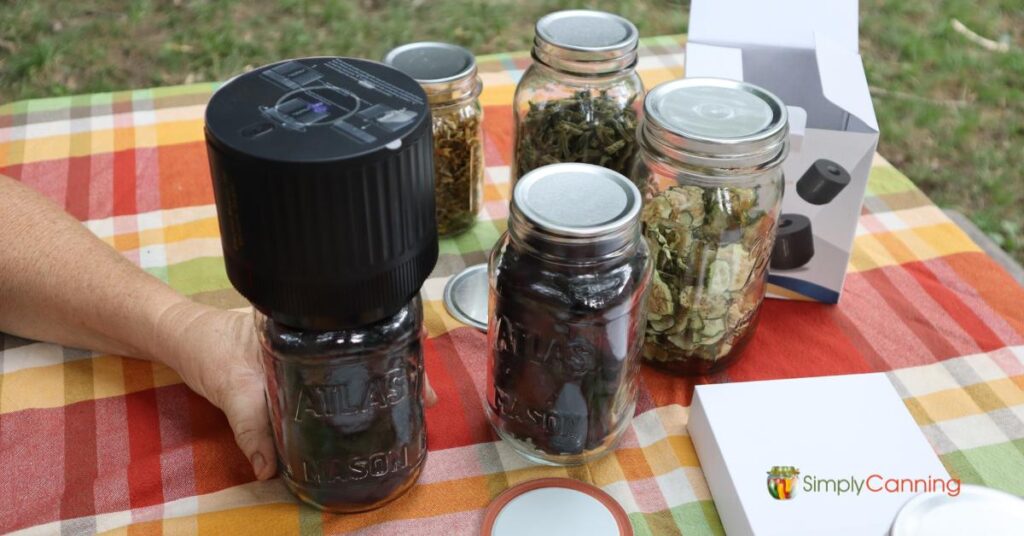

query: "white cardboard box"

left=686, top=0, right=880, bottom=303
left=688, top=373, right=952, bottom=536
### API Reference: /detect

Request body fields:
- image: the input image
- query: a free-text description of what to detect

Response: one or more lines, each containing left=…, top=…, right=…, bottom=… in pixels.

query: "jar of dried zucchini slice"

left=631, top=78, right=789, bottom=375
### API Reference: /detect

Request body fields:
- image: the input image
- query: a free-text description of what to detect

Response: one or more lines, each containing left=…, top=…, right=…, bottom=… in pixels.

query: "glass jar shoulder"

left=489, top=233, right=651, bottom=315
left=514, top=63, right=643, bottom=109
left=257, top=297, right=424, bottom=361
left=631, top=151, right=785, bottom=207
left=431, top=98, right=483, bottom=127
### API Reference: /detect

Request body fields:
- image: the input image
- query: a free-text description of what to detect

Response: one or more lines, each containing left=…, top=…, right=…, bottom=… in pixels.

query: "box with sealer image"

left=685, top=0, right=880, bottom=303
left=688, top=373, right=952, bottom=536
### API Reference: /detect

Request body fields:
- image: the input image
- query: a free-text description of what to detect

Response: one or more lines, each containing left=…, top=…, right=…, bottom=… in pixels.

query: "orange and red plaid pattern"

left=1, top=36, right=1022, bottom=535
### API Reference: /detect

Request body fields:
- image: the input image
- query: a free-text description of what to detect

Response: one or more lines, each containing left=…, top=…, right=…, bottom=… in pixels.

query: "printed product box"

left=685, top=0, right=880, bottom=303
left=688, top=373, right=953, bottom=536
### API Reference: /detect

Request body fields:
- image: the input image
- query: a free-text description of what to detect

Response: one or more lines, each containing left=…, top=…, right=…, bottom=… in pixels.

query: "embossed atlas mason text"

left=301, top=436, right=426, bottom=485
left=494, top=315, right=597, bottom=376
left=293, top=367, right=413, bottom=421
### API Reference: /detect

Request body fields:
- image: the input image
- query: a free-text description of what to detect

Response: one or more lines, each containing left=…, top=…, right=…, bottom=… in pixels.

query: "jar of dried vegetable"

left=256, top=299, right=427, bottom=512
left=205, top=57, right=438, bottom=512
left=512, top=10, right=643, bottom=184
left=386, top=42, right=485, bottom=236
left=487, top=163, right=652, bottom=466
left=631, top=78, right=789, bottom=375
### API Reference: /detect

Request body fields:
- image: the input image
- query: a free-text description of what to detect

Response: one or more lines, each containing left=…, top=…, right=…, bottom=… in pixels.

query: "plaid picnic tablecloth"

left=1, top=35, right=1022, bottom=535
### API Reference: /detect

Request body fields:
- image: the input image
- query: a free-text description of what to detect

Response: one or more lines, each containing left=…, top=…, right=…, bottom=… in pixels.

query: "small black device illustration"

left=772, top=213, right=814, bottom=269
left=797, top=159, right=850, bottom=205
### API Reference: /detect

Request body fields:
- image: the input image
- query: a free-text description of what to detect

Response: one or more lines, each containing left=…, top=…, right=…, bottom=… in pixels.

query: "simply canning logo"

left=767, top=466, right=961, bottom=500
left=767, top=466, right=800, bottom=500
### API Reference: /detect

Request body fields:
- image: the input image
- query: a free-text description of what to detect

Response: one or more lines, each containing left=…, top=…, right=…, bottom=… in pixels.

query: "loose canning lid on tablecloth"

left=481, top=478, right=633, bottom=536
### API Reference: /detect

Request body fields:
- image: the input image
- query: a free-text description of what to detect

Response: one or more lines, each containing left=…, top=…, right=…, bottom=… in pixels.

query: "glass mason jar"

left=487, top=163, right=652, bottom=465
left=257, top=296, right=427, bottom=513
left=631, top=79, right=789, bottom=375
left=385, top=42, right=485, bottom=236
left=512, top=10, right=643, bottom=184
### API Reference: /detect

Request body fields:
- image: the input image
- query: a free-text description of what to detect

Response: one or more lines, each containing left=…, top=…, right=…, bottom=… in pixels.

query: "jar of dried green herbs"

left=631, top=78, right=789, bottom=375
left=512, top=10, right=643, bottom=184
left=385, top=42, right=484, bottom=236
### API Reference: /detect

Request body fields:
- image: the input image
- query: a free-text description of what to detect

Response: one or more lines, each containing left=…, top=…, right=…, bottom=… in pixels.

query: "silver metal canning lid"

left=642, top=78, right=789, bottom=169
left=512, top=163, right=641, bottom=239
left=383, top=42, right=481, bottom=105
left=442, top=263, right=489, bottom=332
left=532, top=10, right=639, bottom=75
left=890, top=485, right=1024, bottom=536
left=481, top=478, right=633, bottom=536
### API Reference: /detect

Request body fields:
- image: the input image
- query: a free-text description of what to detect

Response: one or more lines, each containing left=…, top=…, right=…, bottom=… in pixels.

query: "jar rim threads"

left=383, top=42, right=481, bottom=106
left=532, top=10, right=639, bottom=76
left=510, top=163, right=642, bottom=259
left=641, top=78, right=789, bottom=171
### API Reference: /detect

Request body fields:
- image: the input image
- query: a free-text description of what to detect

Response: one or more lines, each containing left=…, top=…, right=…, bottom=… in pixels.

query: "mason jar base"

left=487, top=401, right=636, bottom=467
left=437, top=214, right=478, bottom=238
left=280, top=453, right=426, bottom=513
left=643, top=327, right=757, bottom=376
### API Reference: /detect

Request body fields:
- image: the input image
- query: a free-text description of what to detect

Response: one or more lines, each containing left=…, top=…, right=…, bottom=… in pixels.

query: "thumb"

left=220, top=378, right=277, bottom=481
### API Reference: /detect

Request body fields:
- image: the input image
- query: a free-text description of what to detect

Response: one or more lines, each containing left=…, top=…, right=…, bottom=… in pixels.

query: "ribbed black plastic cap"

left=771, top=213, right=815, bottom=270
left=205, top=57, right=438, bottom=330
left=796, top=159, right=851, bottom=205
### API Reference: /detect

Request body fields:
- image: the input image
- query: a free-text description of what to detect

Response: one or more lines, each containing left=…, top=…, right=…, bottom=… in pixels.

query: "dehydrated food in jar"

left=486, top=163, right=651, bottom=465
left=641, top=185, right=773, bottom=366
left=259, top=299, right=428, bottom=512
left=490, top=248, right=648, bottom=458
left=515, top=90, right=638, bottom=179
left=433, top=111, right=483, bottom=235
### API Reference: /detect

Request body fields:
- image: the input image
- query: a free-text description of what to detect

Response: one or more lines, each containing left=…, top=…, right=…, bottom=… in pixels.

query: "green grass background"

left=1, top=0, right=1021, bottom=262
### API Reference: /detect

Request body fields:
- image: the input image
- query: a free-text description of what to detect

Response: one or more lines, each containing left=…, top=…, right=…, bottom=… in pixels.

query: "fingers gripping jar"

left=512, top=10, right=644, bottom=183
left=631, top=79, right=789, bottom=375
left=385, top=42, right=485, bottom=237
left=205, top=58, right=438, bottom=512
left=487, top=163, right=652, bottom=465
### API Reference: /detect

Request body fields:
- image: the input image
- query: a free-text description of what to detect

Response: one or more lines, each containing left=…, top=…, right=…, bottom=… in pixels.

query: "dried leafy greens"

left=514, top=90, right=638, bottom=180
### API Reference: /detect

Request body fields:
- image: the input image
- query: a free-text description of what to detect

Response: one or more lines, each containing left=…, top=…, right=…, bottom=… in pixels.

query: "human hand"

left=153, top=302, right=438, bottom=481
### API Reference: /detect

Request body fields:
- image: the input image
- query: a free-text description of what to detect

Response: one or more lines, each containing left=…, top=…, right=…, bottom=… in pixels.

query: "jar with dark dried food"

left=386, top=42, right=485, bottom=236
left=205, top=57, right=438, bottom=511
left=512, top=10, right=643, bottom=184
left=631, top=78, right=789, bottom=375
left=257, top=299, right=427, bottom=512
left=487, top=163, right=652, bottom=465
